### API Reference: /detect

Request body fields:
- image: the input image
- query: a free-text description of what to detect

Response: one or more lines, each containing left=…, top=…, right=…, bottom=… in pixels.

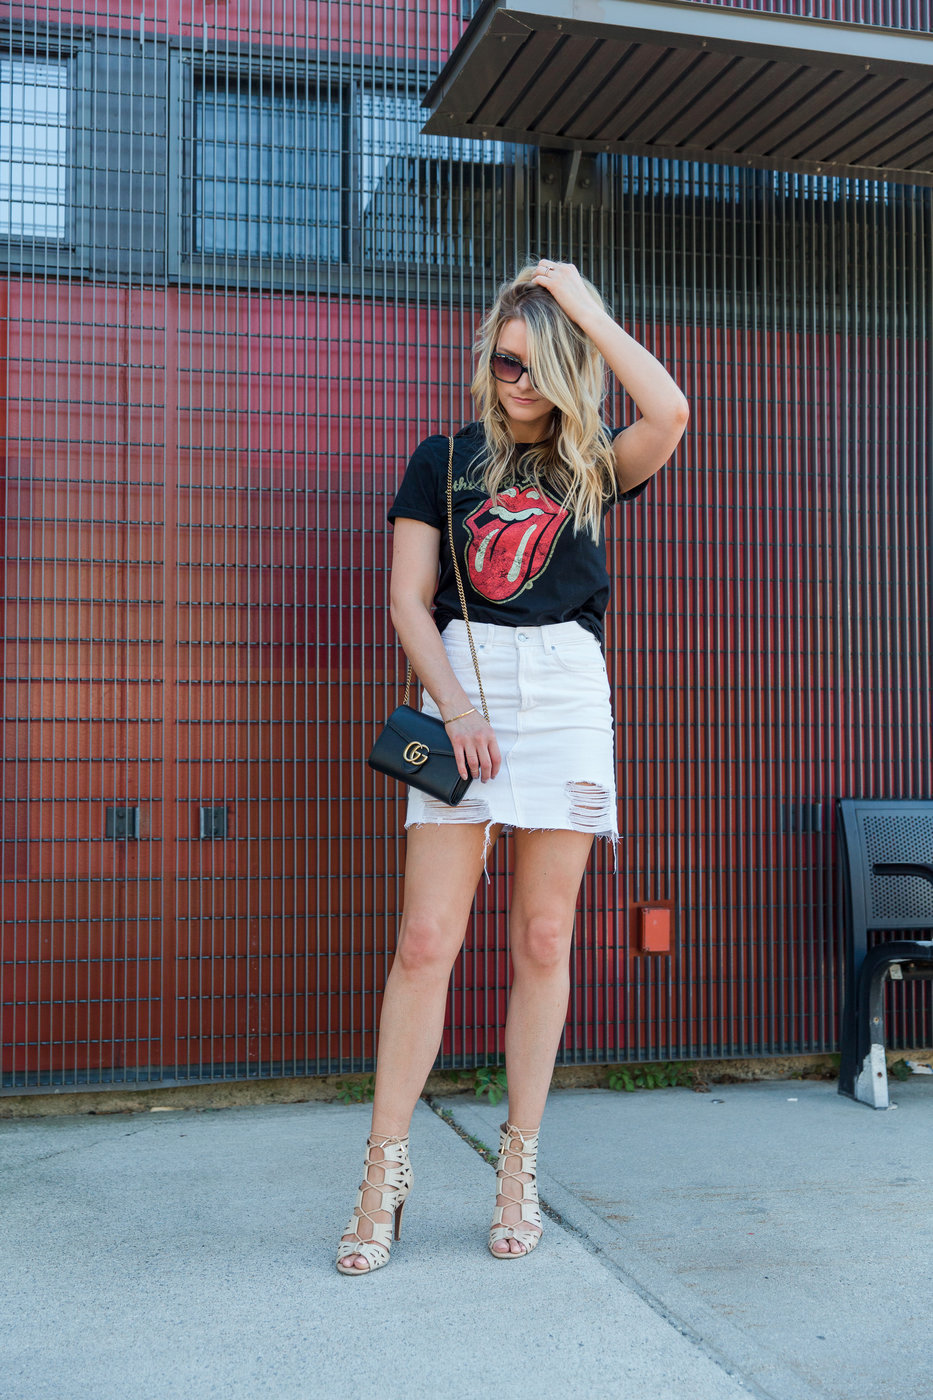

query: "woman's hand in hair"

left=531, top=259, right=604, bottom=330
left=443, top=708, right=501, bottom=784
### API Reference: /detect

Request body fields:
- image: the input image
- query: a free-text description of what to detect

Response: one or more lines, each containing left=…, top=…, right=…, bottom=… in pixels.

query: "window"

left=178, top=61, right=508, bottom=285
left=192, top=72, right=343, bottom=261
left=356, top=90, right=503, bottom=267
left=0, top=57, right=69, bottom=239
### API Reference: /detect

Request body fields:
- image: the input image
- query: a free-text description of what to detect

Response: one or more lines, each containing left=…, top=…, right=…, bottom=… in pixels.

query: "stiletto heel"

left=336, top=1132, right=413, bottom=1275
left=489, top=1120, right=543, bottom=1259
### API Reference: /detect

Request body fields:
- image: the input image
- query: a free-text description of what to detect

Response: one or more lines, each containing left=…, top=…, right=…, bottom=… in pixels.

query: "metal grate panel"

left=1, top=0, right=931, bottom=1091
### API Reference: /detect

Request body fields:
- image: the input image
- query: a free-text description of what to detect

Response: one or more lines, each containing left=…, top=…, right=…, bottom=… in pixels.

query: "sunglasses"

left=490, top=351, right=536, bottom=387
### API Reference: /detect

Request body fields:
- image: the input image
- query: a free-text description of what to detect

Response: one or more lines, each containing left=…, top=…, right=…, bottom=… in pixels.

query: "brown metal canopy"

left=423, top=0, right=933, bottom=186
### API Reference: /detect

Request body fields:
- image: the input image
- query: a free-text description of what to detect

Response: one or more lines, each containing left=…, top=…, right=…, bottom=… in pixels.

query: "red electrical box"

left=639, top=906, right=672, bottom=953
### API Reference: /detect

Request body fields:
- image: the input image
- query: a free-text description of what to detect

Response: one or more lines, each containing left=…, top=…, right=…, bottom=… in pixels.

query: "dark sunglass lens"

left=492, top=353, right=522, bottom=382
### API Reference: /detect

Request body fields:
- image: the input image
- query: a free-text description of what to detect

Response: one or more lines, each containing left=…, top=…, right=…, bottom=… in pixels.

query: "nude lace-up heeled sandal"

left=489, top=1121, right=543, bottom=1259
left=335, top=1132, right=413, bottom=1275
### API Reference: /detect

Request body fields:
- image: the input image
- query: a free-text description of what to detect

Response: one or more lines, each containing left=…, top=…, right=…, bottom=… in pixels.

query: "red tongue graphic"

left=464, top=484, right=570, bottom=601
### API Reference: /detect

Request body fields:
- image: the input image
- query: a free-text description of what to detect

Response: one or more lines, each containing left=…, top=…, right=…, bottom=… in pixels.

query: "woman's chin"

left=503, top=405, right=553, bottom=437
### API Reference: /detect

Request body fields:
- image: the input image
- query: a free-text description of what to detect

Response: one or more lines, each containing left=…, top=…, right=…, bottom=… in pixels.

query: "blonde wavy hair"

left=470, top=263, right=617, bottom=541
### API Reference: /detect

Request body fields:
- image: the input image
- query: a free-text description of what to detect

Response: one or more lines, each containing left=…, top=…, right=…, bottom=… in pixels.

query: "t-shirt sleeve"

left=387, top=437, right=444, bottom=528
left=605, top=424, right=652, bottom=504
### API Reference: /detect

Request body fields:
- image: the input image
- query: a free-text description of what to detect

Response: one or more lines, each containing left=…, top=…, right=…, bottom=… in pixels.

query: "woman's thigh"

left=509, top=828, right=594, bottom=944
left=398, top=821, right=503, bottom=961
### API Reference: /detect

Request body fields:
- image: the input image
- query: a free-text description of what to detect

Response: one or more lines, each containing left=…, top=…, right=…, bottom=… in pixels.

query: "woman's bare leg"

left=494, top=827, right=593, bottom=1255
left=340, top=820, right=499, bottom=1270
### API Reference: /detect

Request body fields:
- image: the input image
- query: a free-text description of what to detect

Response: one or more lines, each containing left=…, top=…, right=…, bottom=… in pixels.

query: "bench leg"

left=853, top=962, right=894, bottom=1108
left=854, top=1039, right=889, bottom=1108
left=840, top=941, right=933, bottom=1107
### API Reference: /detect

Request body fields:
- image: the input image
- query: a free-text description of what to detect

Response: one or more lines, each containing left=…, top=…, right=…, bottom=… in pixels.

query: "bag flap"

left=383, top=705, right=454, bottom=756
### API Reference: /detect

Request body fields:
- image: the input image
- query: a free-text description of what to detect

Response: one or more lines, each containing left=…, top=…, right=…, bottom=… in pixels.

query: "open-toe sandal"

left=489, top=1121, right=542, bottom=1259
left=336, top=1132, right=413, bottom=1275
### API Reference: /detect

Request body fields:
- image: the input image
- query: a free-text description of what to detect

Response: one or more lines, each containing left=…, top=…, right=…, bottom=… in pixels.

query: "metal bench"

left=837, top=799, right=933, bottom=1108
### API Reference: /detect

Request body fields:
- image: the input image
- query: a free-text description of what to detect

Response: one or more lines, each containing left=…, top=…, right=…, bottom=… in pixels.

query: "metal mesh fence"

left=1, top=0, right=931, bottom=1090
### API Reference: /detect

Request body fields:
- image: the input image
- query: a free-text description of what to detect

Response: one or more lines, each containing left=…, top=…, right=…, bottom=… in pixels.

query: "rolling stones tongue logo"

left=464, top=484, right=570, bottom=602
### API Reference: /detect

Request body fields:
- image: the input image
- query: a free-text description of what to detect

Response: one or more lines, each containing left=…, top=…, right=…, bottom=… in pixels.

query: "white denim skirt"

left=407, top=619, right=618, bottom=840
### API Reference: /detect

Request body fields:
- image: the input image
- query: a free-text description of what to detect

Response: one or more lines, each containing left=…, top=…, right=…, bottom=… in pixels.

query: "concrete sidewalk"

left=0, top=1079, right=930, bottom=1400
left=439, top=1079, right=933, bottom=1400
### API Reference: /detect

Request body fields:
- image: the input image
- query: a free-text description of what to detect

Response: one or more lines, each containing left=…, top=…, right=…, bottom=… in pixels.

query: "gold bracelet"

left=443, top=707, right=477, bottom=725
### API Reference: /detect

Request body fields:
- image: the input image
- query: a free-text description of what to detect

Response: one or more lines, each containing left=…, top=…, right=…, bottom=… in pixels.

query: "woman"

left=336, top=260, right=689, bottom=1274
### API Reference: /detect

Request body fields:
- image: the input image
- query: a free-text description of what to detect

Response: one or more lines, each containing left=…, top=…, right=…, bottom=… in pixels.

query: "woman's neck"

left=506, top=413, right=556, bottom=446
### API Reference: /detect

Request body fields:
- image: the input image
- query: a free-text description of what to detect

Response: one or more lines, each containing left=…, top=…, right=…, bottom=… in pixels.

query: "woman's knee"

left=511, top=915, right=572, bottom=973
left=394, top=912, right=460, bottom=978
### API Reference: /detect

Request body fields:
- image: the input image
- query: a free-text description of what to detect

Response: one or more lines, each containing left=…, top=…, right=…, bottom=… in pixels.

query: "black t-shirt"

left=387, top=421, right=649, bottom=648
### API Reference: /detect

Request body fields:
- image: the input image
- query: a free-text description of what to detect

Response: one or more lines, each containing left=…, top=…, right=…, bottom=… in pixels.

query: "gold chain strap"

left=402, top=436, right=489, bottom=723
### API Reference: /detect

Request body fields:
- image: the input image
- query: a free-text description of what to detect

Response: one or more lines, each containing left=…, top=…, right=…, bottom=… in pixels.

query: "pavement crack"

left=1, top=1123, right=160, bottom=1170
left=423, top=1095, right=498, bottom=1166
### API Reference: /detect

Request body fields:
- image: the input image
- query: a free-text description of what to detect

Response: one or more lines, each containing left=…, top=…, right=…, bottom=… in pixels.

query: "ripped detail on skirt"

left=564, top=781, right=615, bottom=834
left=408, top=780, right=615, bottom=837
left=407, top=779, right=619, bottom=878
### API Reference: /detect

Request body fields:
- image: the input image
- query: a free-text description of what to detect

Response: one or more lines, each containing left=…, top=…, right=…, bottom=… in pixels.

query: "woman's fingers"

left=449, top=719, right=500, bottom=782
left=457, top=740, right=487, bottom=782
left=464, top=742, right=481, bottom=781
left=451, top=734, right=480, bottom=782
left=531, top=260, right=595, bottom=326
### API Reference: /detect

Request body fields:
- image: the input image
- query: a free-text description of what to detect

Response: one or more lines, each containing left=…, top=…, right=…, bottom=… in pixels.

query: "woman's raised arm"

left=531, top=260, right=689, bottom=494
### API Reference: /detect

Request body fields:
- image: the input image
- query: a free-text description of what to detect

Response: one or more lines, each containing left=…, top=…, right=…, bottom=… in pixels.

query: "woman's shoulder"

left=409, top=422, right=483, bottom=460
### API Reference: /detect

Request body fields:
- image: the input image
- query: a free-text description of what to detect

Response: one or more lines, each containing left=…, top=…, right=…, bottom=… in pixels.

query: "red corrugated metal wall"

left=2, top=0, right=931, bottom=1089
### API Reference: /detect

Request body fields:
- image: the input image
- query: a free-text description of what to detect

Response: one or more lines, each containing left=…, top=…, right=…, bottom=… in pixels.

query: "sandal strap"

left=491, top=1120, right=543, bottom=1237
left=340, top=1135, right=413, bottom=1256
left=489, top=1223, right=542, bottom=1251
left=336, top=1237, right=390, bottom=1268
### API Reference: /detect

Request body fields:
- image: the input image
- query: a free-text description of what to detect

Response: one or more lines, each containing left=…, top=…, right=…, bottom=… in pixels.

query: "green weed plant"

left=473, top=1065, right=508, bottom=1105
left=608, top=1062, right=693, bottom=1092
left=334, top=1074, right=376, bottom=1104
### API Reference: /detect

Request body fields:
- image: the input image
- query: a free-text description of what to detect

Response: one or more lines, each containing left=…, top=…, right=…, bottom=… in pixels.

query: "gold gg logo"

left=403, top=741, right=429, bottom=767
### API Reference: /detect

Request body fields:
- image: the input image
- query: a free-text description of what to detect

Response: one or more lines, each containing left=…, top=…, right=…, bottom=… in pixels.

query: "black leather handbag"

left=367, top=703, right=472, bottom=806
left=367, top=437, right=489, bottom=807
